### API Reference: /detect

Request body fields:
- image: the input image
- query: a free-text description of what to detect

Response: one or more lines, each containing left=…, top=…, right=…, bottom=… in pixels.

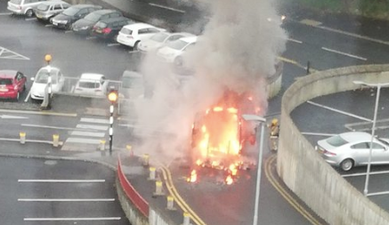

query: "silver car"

left=34, top=1, right=70, bottom=22
left=316, top=132, right=389, bottom=171
left=7, top=0, right=49, bottom=17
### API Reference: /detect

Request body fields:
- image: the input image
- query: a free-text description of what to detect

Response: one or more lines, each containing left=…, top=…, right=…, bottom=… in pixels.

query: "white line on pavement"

left=0, top=109, right=76, bottom=117
left=322, top=47, right=367, bottom=61
left=22, top=124, right=75, bottom=130
left=24, top=217, right=121, bottom=221
left=342, top=170, right=389, bottom=177
left=107, top=43, right=120, bottom=47
left=288, top=38, right=303, bottom=44
left=148, top=3, right=185, bottom=13
left=367, top=191, right=389, bottom=197
left=301, top=132, right=336, bottom=137
left=65, top=137, right=102, bottom=144
left=65, top=30, right=73, bottom=33
left=80, top=117, right=109, bottom=124
left=76, top=124, right=108, bottom=131
left=70, top=131, right=105, bottom=138
left=25, top=18, right=37, bottom=21
left=0, top=46, right=30, bottom=60
left=0, top=12, right=12, bottom=16
left=18, top=198, right=115, bottom=202
left=86, top=36, right=97, bottom=40
left=18, top=179, right=105, bottom=183
left=307, top=101, right=372, bottom=122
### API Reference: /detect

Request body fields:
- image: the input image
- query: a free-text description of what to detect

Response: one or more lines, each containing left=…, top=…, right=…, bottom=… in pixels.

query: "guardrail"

left=278, top=64, right=389, bottom=225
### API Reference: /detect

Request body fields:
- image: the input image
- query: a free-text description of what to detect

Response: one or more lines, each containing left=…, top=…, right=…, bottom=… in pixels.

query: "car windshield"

left=10, top=0, right=21, bottom=4
left=0, top=78, right=13, bottom=85
left=78, top=81, right=97, bottom=89
left=122, top=76, right=143, bottom=88
left=378, top=138, right=389, bottom=146
left=63, top=7, right=79, bottom=16
left=84, top=12, right=101, bottom=22
left=151, top=33, right=169, bottom=42
left=326, top=135, right=348, bottom=147
left=120, top=28, right=132, bottom=35
left=37, top=4, right=50, bottom=11
left=35, top=70, right=58, bottom=84
left=167, top=39, right=188, bottom=50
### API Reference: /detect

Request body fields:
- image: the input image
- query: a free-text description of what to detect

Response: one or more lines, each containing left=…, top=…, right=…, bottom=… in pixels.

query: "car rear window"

left=326, top=135, right=348, bottom=147
left=78, top=81, right=98, bottom=89
left=37, top=4, right=49, bottom=11
left=167, top=39, right=188, bottom=50
left=10, top=0, right=22, bottom=4
left=120, top=28, right=132, bottom=35
left=0, top=78, right=13, bottom=85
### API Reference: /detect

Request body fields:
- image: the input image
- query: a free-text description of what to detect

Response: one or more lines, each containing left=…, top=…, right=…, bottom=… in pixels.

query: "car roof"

left=91, top=9, right=117, bottom=15
left=122, top=70, right=142, bottom=78
left=79, top=73, right=105, bottom=81
left=179, top=36, right=197, bottom=43
left=339, top=132, right=372, bottom=142
left=68, top=4, right=99, bottom=9
left=99, top=16, right=131, bottom=24
left=39, top=0, right=68, bottom=6
left=0, top=70, right=18, bottom=78
left=38, top=66, right=60, bottom=72
left=122, top=22, right=157, bottom=30
left=171, top=32, right=194, bottom=37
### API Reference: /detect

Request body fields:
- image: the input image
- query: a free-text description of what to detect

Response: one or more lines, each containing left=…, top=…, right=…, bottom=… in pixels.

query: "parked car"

left=74, top=73, right=109, bottom=97
left=51, top=4, right=102, bottom=29
left=138, top=32, right=193, bottom=53
left=0, top=70, right=27, bottom=101
left=30, top=66, right=64, bottom=100
left=34, top=0, right=70, bottom=22
left=71, top=9, right=122, bottom=35
left=316, top=131, right=389, bottom=171
left=7, top=0, right=48, bottom=17
left=91, top=17, right=134, bottom=40
left=116, top=23, right=166, bottom=50
left=156, top=35, right=197, bottom=66
left=120, top=70, right=147, bottom=100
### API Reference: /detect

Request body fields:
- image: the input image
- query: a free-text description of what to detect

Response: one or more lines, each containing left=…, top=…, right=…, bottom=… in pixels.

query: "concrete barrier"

left=277, top=64, right=389, bottom=225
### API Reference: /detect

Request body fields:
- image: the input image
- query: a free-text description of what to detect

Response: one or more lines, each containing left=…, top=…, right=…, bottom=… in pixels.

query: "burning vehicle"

left=188, top=90, right=260, bottom=184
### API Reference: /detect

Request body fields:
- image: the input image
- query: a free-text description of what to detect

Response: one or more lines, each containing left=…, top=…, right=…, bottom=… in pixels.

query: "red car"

left=0, top=70, right=27, bottom=101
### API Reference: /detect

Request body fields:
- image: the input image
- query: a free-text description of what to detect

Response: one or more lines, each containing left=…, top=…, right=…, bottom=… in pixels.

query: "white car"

left=116, top=23, right=165, bottom=50
left=7, top=0, right=49, bottom=17
left=156, top=35, right=197, bottom=66
left=74, top=73, right=109, bottom=97
left=138, top=32, right=193, bottom=53
left=30, top=66, right=64, bottom=100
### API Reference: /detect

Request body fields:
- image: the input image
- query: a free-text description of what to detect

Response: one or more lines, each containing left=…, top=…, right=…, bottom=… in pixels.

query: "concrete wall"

left=277, top=64, right=389, bottom=225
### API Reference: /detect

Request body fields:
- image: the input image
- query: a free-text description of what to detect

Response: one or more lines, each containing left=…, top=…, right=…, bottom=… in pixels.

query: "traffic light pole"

left=109, top=103, right=114, bottom=155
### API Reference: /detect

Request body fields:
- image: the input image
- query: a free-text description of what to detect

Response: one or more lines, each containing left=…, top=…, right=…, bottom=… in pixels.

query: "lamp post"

left=242, top=114, right=266, bottom=225
left=353, top=81, right=389, bottom=196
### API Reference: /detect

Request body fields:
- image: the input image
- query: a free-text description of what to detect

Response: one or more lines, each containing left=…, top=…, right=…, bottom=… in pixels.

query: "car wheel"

left=340, top=158, right=354, bottom=171
left=133, top=41, right=140, bottom=51
left=25, top=9, right=34, bottom=18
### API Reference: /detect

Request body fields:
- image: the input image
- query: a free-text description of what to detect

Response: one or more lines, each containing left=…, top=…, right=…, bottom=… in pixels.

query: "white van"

left=74, top=73, right=109, bottom=97
left=7, top=0, right=49, bottom=17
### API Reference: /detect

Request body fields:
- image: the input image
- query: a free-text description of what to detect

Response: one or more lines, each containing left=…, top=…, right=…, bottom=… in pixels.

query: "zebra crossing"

left=61, top=117, right=109, bottom=151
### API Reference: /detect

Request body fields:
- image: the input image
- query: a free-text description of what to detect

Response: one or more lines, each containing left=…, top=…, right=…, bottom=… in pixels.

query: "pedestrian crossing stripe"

left=80, top=118, right=110, bottom=124
left=76, top=124, right=108, bottom=131
left=66, top=137, right=101, bottom=144
left=0, top=47, right=30, bottom=60
left=71, top=131, right=105, bottom=138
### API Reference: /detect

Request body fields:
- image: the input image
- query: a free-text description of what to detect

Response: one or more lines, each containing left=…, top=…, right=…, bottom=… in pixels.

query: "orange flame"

left=187, top=170, right=197, bottom=183
left=226, top=175, right=233, bottom=185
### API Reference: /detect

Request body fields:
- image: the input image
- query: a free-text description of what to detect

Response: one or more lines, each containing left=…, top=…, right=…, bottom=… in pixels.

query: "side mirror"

left=30, top=77, right=35, bottom=81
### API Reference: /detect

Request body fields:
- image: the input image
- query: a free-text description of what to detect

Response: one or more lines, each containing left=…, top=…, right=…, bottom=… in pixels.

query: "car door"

left=369, top=142, right=389, bottom=164
left=141, top=28, right=160, bottom=41
left=52, top=3, right=62, bottom=14
left=349, top=142, right=370, bottom=165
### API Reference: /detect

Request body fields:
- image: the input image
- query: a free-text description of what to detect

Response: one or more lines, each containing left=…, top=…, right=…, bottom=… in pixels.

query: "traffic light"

left=107, top=87, right=118, bottom=104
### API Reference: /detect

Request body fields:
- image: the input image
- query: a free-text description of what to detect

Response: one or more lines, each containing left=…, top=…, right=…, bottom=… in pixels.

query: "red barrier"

left=117, top=158, right=149, bottom=217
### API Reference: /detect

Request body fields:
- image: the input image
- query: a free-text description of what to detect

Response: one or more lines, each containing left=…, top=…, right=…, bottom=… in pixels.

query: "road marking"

left=18, top=198, right=115, bottom=202
left=128, top=50, right=138, bottom=54
left=22, top=123, right=75, bottom=130
left=148, top=3, right=185, bottom=13
left=307, top=100, right=372, bottom=122
left=70, top=131, right=105, bottom=138
left=301, top=132, right=336, bottom=137
left=76, top=124, right=108, bottom=131
left=277, top=56, right=318, bottom=73
left=0, top=109, right=77, bottom=117
left=367, top=191, right=389, bottom=197
left=322, top=47, right=367, bottom=61
left=0, top=114, right=28, bottom=119
left=80, top=117, right=110, bottom=124
left=265, top=155, right=323, bottom=225
left=24, top=217, right=121, bottom=221
left=65, top=30, right=73, bottom=33
left=107, top=43, right=120, bottom=47
left=342, top=170, right=389, bottom=177
left=0, top=12, right=12, bottom=16
left=86, top=36, right=97, bottom=40
left=300, top=19, right=322, bottom=26
left=25, top=18, right=37, bottom=21
left=0, top=46, right=30, bottom=60
left=45, top=24, right=53, bottom=27
left=0, top=137, right=59, bottom=145
left=18, top=179, right=105, bottom=183
left=66, top=137, right=102, bottom=144
left=288, top=38, right=303, bottom=44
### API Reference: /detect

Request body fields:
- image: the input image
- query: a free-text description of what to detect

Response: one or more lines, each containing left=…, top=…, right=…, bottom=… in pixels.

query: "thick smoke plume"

left=129, top=0, right=287, bottom=163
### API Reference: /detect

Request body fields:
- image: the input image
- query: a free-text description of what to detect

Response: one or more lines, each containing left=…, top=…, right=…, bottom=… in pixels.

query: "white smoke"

left=129, top=0, right=287, bottom=163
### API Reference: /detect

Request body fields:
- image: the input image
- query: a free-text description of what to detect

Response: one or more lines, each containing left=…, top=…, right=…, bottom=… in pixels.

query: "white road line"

left=18, top=198, right=115, bottom=202
left=0, top=12, right=12, bottom=16
left=25, top=18, right=37, bottom=21
left=24, top=217, right=121, bottom=221
left=22, top=124, right=75, bottom=130
left=128, top=50, right=138, bottom=54
left=342, top=170, right=389, bottom=177
left=301, top=132, right=336, bottom=137
left=148, top=3, right=185, bottom=13
left=45, top=24, right=53, bottom=27
left=367, top=191, right=389, bottom=197
left=321, top=47, right=367, bottom=61
left=65, top=30, right=73, bottom=33
left=18, top=179, right=105, bottom=183
left=80, top=118, right=110, bottom=124
left=0, top=114, right=28, bottom=119
left=86, top=36, right=97, bottom=40
left=77, top=124, right=108, bottom=131
left=66, top=137, right=102, bottom=144
left=70, top=131, right=105, bottom=138
left=0, top=46, right=30, bottom=60
left=307, top=101, right=372, bottom=122
left=107, top=43, right=120, bottom=47
left=288, top=38, right=303, bottom=44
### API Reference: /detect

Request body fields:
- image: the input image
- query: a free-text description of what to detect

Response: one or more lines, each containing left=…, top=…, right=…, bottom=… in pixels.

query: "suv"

left=116, top=23, right=166, bottom=50
left=0, top=70, right=27, bottom=101
left=72, top=9, right=122, bottom=35
left=74, top=73, right=109, bottom=97
left=7, top=0, right=48, bottom=17
left=51, top=4, right=102, bottom=29
left=34, top=1, right=70, bottom=22
left=91, top=17, right=134, bottom=40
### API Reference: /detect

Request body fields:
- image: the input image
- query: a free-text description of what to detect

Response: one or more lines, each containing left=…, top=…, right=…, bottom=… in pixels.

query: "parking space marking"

left=148, top=3, right=185, bottom=13
left=86, top=36, right=97, bottom=40
left=367, top=191, right=389, bottom=197
left=107, top=43, right=120, bottom=47
left=128, top=50, right=138, bottom=54
left=24, top=217, right=121, bottom=221
left=0, top=12, right=12, bottom=16
left=45, top=24, right=53, bottom=27
left=0, top=46, right=30, bottom=60
left=19, top=198, right=115, bottom=202
left=342, top=170, right=389, bottom=177
left=25, top=18, right=37, bottom=21
left=18, top=179, right=105, bottom=183
left=322, top=47, right=367, bottom=61
left=307, top=100, right=372, bottom=122
left=65, top=30, right=73, bottom=33
left=288, top=38, right=303, bottom=44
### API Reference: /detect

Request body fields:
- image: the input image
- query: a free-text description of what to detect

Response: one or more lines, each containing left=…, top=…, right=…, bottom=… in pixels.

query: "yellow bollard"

left=167, top=195, right=176, bottom=210
left=143, top=154, right=149, bottom=167
left=52, top=134, right=59, bottom=147
left=153, top=180, right=164, bottom=196
left=99, top=140, right=106, bottom=151
left=182, top=212, right=191, bottom=225
left=126, top=145, right=133, bottom=156
left=149, top=167, right=156, bottom=180
left=19, top=132, right=26, bottom=144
